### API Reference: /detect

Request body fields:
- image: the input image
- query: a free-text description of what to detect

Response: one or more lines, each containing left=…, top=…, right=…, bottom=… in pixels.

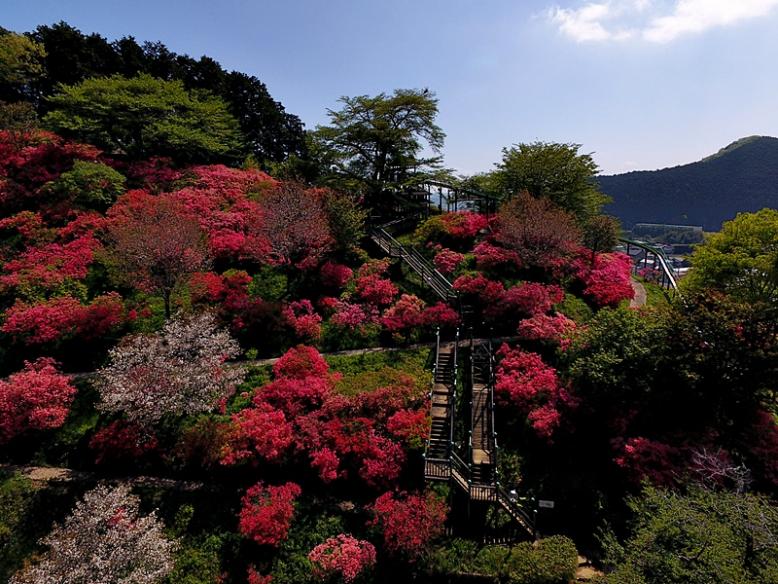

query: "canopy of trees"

left=6, top=21, right=305, bottom=163
left=486, top=141, right=610, bottom=222
left=44, top=74, right=243, bottom=163
left=312, top=89, right=445, bottom=202
left=685, top=208, right=778, bottom=304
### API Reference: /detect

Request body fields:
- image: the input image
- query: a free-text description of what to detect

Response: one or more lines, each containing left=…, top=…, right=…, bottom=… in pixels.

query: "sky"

left=3, top=0, right=778, bottom=175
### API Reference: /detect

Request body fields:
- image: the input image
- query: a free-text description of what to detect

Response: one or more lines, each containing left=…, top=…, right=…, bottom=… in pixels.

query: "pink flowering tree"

left=10, top=484, right=178, bottom=584
left=0, top=358, right=76, bottom=443
left=309, top=534, right=377, bottom=583
left=238, top=481, right=302, bottom=546
left=96, top=312, right=245, bottom=427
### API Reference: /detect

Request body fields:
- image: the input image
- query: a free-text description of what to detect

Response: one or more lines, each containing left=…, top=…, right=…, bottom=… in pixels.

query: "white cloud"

left=547, top=0, right=778, bottom=43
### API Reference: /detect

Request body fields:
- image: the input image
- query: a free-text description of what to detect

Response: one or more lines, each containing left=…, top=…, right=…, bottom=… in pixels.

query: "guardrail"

left=618, top=237, right=680, bottom=296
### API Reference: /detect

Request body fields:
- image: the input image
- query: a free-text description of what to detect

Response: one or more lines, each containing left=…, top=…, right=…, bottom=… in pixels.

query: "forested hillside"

left=599, top=136, right=778, bottom=230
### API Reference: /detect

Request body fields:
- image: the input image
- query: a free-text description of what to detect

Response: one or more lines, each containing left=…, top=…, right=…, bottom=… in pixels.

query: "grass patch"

left=640, top=278, right=671, bottom=307
left=328, top=348, right=432, bottom=396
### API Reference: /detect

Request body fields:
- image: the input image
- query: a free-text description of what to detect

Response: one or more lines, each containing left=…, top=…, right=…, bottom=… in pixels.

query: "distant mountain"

left=598, top=136, right=778, bottom=231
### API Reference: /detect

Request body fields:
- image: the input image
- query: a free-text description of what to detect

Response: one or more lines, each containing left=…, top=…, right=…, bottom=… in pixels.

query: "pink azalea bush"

left=308, top=534, right=376, bottom=583
left=433, top=248, right=465, bottom=275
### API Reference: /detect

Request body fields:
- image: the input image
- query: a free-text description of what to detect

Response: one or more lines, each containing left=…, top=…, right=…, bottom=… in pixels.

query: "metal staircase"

left=423, top=329, right=536, bottom=539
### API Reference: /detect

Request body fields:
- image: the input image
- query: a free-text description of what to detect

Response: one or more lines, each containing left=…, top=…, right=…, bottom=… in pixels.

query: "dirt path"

left=630, top=278, right=647, bottom=308
left=2, top=463, right=211, bottom=491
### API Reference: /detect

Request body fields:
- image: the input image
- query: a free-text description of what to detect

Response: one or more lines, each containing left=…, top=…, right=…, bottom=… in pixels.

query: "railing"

left=369, top=227, right=458, bottom=302
left=405, top=180, right=501, bottom=216
left=496, top=486, right=537, bottom=538
left=451, top=328, right=459, bottom=449
left=618, top=237, right=680, bottom=296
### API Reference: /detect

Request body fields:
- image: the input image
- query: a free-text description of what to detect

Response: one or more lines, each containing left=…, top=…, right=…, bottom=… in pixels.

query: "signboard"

left=538, top=499, right=555, bottom=509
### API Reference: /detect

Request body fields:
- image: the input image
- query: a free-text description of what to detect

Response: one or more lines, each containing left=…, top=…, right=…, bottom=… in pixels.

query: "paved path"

left=630, top=278, right=647, bottom=308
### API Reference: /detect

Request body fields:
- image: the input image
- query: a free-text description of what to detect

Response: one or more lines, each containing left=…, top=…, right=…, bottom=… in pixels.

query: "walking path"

left=630, top=278, right=647, bottom=308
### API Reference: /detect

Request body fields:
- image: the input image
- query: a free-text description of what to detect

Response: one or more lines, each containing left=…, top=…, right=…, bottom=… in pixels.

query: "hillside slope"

left=598, top=136, right=778, bottom=231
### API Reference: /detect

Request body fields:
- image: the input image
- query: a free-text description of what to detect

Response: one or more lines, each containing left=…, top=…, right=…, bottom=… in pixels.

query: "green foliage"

left=566, top=307, right=660, bottom=403
left=583, top=215, right=621, bottom=255
left=557, top=293, right=594, bottom=324
left=0, top=32, right=46, bottom=100
left=312, top=89, right=445, bottom=200
left=491, top=141, right=609, bottom=222
left=427, top=536, right=578, bottom=583
left=320, top=322, right=381, bottom=353
left=0, top=100, right=38, bottom=132
left=600, top=486, right=778, bottom=584
left=328, top=348, right=431, bottom=396
left=685, top=208, right=778, bottom=304
left=271, top=511, right=345, bottom=584
left=0, top=472, right=37, bottom=580
left=164, top=534, right=225, bottom=584
left=45, top=160, right=126, bottom=209
left=323, top=192, right=367, bottom=252
left=248, top=266, right=288, bottom=302
left=44, top=74, right=243, bottom=163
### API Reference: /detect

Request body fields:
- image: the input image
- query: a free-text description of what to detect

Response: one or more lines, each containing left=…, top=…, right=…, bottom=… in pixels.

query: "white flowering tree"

left=11, top=484, right=178, bottom=584
left=97, top=312, right=245, bottom=427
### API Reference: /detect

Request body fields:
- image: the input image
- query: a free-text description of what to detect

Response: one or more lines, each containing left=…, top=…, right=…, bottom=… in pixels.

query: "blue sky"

left=4, top=0, right=778, bottom=175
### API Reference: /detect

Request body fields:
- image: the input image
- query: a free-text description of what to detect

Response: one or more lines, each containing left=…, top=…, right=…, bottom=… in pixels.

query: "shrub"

left=433, top=248, right=465, bottom=275
left=575, top=252, right=633, bottom=308
left=221, top=402, right=294, bottom=465
left=309, top=534, right=376, bottom=583
left=238, top=481, right=302, bottom=547
left=0, top=358, right=76, bottom=443
left=282, top=299, right=322, bottom=341
left=368, top=491, right=447, bottom=560
left=273, top=345, right=330, bottom=380
left=89, top=420, right=158, bottom=465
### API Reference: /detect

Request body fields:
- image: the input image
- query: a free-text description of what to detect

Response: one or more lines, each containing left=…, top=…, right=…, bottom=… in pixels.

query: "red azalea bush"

left=495, top=344, right=571, bottom=439
left=421, top=302, right=460, bottom=328
left=433, top=248, right=465, bottom=275
left=517, top=313, right=577, bottom=346
left=440, top=211, right=488, bottom=240
left=0, top=129, right=101, bottom=215
left=368, top=491, right=448, bottom=560
left=247, top=567, right=273, bottom=584
left=503, top=282, right=564, bottom=317
left=239, top=481, right=302, bottom=546
left=575, top=252, right=634, bottom=308
left=386, top=408, right=430, bottom=448
left=89, top=420, right=159, bottom=465
left=309, top=534, right=377, bottom=583
left=221, top=402, right=294, bottom=465
left=330, top=301, right=378, bottom=331
left=282, top=299, right=322, bottom=341
left=614, top=437, right=688, bottom=487
left=310, top=447, right=341, bottom=483
left=381, top=294, right=426, bottom=333
left=473, top=240, right=522, bottom=271
left=452, top=274, right=505, bottom=305
left=0, top=358, right=76, bottom=443
left=2, top=293, right=126, bottom=345
left=273, top=345, right=330, bottom=380
left=0, top=233, right=100, bottom=294
left=354, top=261, right=398, bottom=307
left=320, top=261, right=353, bottom=289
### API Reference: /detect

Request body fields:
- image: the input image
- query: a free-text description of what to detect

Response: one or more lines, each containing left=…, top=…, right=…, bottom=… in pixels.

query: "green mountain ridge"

left=598, top=135, right=778, bottom=231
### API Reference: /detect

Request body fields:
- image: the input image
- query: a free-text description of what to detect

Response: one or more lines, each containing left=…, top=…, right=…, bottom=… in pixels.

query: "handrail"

left=451, top=327, right=459, bottom=450
left=618, top=237, right=680, bottom=294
